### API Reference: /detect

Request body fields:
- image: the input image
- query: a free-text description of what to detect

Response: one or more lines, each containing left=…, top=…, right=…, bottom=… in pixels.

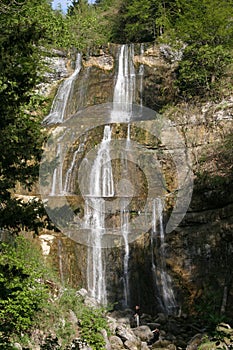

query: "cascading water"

left=44, top=53, right=82, bottom=125
left=84, top=125, right=114, bottom=304
left=139, top=43, right=144, bottom=107
left=45, top=43, right=179, bottom=311
left=111, top=44, right=138, bottom=306
left=151, top=198, right=178, bottom=314
left=121, top=199, right=130, bottom=307
left=50, top=132, right=66, bottom=196
left=63, top=140, right=85, bottom=194
left=111, top=44, right=136, bottom=122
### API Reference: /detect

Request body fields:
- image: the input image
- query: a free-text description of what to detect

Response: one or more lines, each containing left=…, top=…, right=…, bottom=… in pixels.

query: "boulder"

left=109, top=335, right=125, bottom=350
left=132, top=325, right=154, bottom=342
left=116, top=324, right=141, bottom=345
left=151, top=339, right=175, bottom=349
left=186, top=333, right=204, bottom=350
left=141, top=342, right=150, bottom=350
left=107, top=315, right=118, bottom=333
left=124, top=339, right=141, bottom=350
left=101, top=329, right=111, bottom=350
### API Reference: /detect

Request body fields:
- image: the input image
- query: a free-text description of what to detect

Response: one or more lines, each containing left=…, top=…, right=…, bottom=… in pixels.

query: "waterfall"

left=44, top=53, right=82, bottom=125
left=139, top=43, right=144, bottom=107
left=110, top=44, right=137, bottom=305
left=121, top=199, right=130, bottom=307
left=51, top=136, right=64, bottom=196
left=89, top=126, right=114, bottom=198
left=151, top=198, right=178, bottom=314
left=111, top=44, right=136, bottom=122
left=84, top=125, right=114, bottom=304
left=63, top=141, right=85, bottom=194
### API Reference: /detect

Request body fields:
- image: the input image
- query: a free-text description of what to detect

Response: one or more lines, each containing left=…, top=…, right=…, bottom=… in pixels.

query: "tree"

left=176, top=44, right=231, bottom=99
left=173, top=0, right=233, bottom=47
left=172, top=0, right=233, bottom=99
left=66, top=0, right=109, bottom=50
left=0, top=0, right=63, bottom=233
left=109, top=0, right=179, bottom=43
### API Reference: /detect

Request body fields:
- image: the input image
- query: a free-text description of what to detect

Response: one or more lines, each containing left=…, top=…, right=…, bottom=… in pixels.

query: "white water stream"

left=44, top=53, right=82, bottom=124
left=84, top=125, right=114, bottom=304
left=111, top=44, right=136, bottom=122
left=151, top=198, right=178, bottom=314
left=47, top=44, right=178, bottom=310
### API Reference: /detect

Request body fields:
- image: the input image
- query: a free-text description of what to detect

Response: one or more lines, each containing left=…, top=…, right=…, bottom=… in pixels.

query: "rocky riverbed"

left=67, top=288, right=233, bottom=350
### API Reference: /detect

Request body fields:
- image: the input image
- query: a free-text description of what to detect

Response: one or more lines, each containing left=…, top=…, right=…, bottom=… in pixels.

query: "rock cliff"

left=38, top=43, right=233, bottom=319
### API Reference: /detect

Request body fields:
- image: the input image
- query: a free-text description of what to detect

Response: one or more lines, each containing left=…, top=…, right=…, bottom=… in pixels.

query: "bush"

left=0, top=236, right=48, bottom=341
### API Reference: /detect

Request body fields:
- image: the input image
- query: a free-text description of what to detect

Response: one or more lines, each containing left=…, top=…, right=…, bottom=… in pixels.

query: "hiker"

left=134, top=305, right=141, bottom=327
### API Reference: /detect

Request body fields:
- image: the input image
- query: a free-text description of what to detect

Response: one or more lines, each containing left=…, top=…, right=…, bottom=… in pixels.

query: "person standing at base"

left=134, top=305, right=141, bottom=327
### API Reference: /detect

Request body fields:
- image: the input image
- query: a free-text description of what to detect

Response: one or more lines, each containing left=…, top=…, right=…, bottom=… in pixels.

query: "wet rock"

left=83, top=295, right=100, bottom=308
left=147, top=323, right=161, bottom=330
left=107, top=316, right=119, bottom=333
left=116, top=324, right=138, bottom=342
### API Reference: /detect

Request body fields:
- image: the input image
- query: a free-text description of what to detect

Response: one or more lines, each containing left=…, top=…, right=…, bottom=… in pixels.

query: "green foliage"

left=165, top=0, right=233, bottom=99
left=194, top=287, right=226, bottom=328
left=118, top=0, right=157, bottom=43
left=66, top=1, right=110, bottom=50
left=173, top=0, right=233, bottom=47
left=36, top=288, right=110, bottom=349
left=59, top=289, right=110, bottom=349
left=0, top=0, right=63, bottom=233
left=78, top=306, right=110, bottom=349
left=176, top=44, right=231, bottom=99
left=0, top=236, right=48, bottom=340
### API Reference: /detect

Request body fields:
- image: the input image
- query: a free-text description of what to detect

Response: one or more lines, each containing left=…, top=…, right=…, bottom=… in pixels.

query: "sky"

left=52, top=0, right=95, bottom=13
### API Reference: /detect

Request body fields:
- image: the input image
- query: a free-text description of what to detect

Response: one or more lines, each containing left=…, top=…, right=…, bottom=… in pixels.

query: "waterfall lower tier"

left=151, top=198, right=178, bottom=314
left=83, top=126, right=114, bottom=304
left=121, top=199, right=130, bottom=307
